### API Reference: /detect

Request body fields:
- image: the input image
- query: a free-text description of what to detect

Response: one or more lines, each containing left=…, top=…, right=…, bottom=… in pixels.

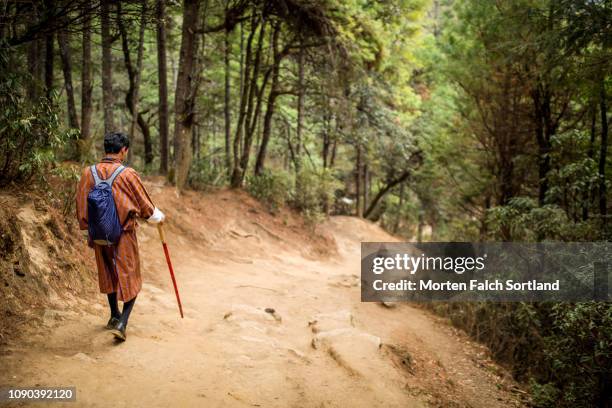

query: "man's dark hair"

left=104, top=132, right=130, bottom=154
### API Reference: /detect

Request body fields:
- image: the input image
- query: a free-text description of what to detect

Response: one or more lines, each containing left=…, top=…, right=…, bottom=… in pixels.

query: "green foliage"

left=246, top=170, right=293, bottom=213
left=49, top=164, right=81, bottom=216
left=486, top=197, right=601, bottom=241
left=530, top=381, right=560, bottom=408
left=0, top=60, right=72, bottom=187
left=246, top=165, right=341, bottom=224
left=409, top=1, right=612, bottom=405
left=428, top=301, right=612, bottom=407
left=188, top=158, right=228, bottom=191
left=379, top=190, right=419, bottom=236
left=538, top=302, right=612, bottom=407
left=293, top=165, right=341, bottom=224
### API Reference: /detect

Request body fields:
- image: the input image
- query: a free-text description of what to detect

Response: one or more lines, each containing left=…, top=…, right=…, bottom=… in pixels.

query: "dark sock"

left=120, top=297, right=137, bottom=327
left=107, top=293, right=120, bottom=319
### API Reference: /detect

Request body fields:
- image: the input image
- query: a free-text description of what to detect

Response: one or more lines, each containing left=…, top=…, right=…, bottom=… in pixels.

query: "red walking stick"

left=157, top=224, right=184, bottom=318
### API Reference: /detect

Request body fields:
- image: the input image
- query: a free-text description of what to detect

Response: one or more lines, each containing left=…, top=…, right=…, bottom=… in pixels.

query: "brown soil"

left=0, top=180, right=529, bottom=407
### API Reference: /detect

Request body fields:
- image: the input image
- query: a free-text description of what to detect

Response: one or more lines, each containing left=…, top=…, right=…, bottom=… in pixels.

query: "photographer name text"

left=372, top=279, right=560, bottom=292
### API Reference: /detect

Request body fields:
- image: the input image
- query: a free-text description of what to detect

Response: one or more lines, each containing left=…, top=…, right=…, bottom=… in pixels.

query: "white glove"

left=147, top=207, right=165, bottom=224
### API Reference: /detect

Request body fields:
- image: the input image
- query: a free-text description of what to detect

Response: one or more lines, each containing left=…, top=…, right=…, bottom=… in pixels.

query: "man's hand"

left=147, top=207, right=165, bottom=224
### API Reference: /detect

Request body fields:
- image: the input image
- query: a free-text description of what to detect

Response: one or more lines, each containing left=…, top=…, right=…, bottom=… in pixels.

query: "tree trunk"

left=80, top=3, right=93, bottom=159
left=190, top=0, right=209, bottom=163
left=192, top=123, right=198, bottom=158
left=322, top=132, right=330, bottom=168
left=224, top=21, right=232, bottom=173
left=197, top=123, right=202, bottom=161
left=355, top=144, right=362, bottom=217
left=532, top=85, right=556, bottom=206
left=330, top=138, right=337, bottom=168
left=27, top=38, right=43, bottom=100
left=25, top=2, right=40, bottom=100
left=599, top=79, right=608, bottom=227
left=254, top=22, right=281, bottom=176
left=322, top=102, right=331, bottom=168
left=479, top=194, right=491, bottom=240
left=58, top=29, right=79, bottom=130
left=156, top=0, right=170, bottom=173
left=393, top=182, right=405, bottom=233
left=101, top=0, right=115, bottom=134
left=583, top=104, right=597, bottom=221
left=295, top=39, right=304, bottom=165
left=363, top=162, right=369, bottom=212
left=239, top=21, right=244, bottom=105
left=284, top=118, right=297, bottom=170
left=417, top=209, right=424, bottom=242
left=118, top=2, right=152, bottom=165
left=173, top=0, right=201, bottom=191
left=129, top=1, right=148, bottom=164
left=363, top=170, right=413, bottom=220
left=230, top=14, right=258, bottom=187
left=43, top=0, right=54, bottom=100
left=44, top=31, right=54, bottom=99
left=236, top=18, right=268, bottom=185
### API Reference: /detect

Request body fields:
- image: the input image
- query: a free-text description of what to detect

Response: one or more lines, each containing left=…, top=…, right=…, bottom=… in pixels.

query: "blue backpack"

left=87, top=164, right=126, bottom=246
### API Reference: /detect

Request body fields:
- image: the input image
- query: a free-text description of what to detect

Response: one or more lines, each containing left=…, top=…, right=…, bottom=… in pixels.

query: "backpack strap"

left=106, top=165, right=126, bottom=186
left=90, top=164, right=102, bottom=186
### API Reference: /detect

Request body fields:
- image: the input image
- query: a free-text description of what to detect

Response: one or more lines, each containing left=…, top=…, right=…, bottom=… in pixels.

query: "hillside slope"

left=0, top=180, right=527, bottom=407
left=0, top=190, right=98, bottom=342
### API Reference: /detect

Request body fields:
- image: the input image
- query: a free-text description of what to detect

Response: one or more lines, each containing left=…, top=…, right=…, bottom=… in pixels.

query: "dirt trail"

left=0, top=183, right=525, bottom=407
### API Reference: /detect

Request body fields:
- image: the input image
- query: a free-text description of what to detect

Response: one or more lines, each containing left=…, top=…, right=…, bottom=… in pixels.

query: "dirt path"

left=0, top=193, right=525, bottom=407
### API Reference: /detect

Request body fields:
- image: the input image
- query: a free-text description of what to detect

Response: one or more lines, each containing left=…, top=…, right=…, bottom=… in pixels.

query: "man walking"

left=76, top=132, right=165, bottom=341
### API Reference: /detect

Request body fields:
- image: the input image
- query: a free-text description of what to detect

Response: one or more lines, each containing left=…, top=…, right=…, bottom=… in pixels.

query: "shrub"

left=426, top=300, right=612, bottom=408
left=247, top=166, right=340, bottom=224
left=292, top=166, right=340, bottom=220
left=486, top=197, right=602, bottom=241
left=49, top=164, right=81, bottom=216
left=246, top=170, right=293, bottom=212
left=0, top=64, right=72, bottom=187
left=538, top=302, right=612, bottom=407
left=189, top=158, right=228, bottom=191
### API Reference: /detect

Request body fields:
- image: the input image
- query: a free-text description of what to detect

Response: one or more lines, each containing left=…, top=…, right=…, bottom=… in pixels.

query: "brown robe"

left=76, top=157, right=155, bottom=301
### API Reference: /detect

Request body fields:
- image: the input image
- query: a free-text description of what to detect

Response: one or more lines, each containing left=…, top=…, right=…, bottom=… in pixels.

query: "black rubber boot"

left=106, top=293, right=121, bottom=329
left=111, top=297, right=136, bottom=342
left=107, top=293, right=121, bottom=319
left=105, top=316, right=120, bottom=330
left=111, top=321, right=127, bottom=341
